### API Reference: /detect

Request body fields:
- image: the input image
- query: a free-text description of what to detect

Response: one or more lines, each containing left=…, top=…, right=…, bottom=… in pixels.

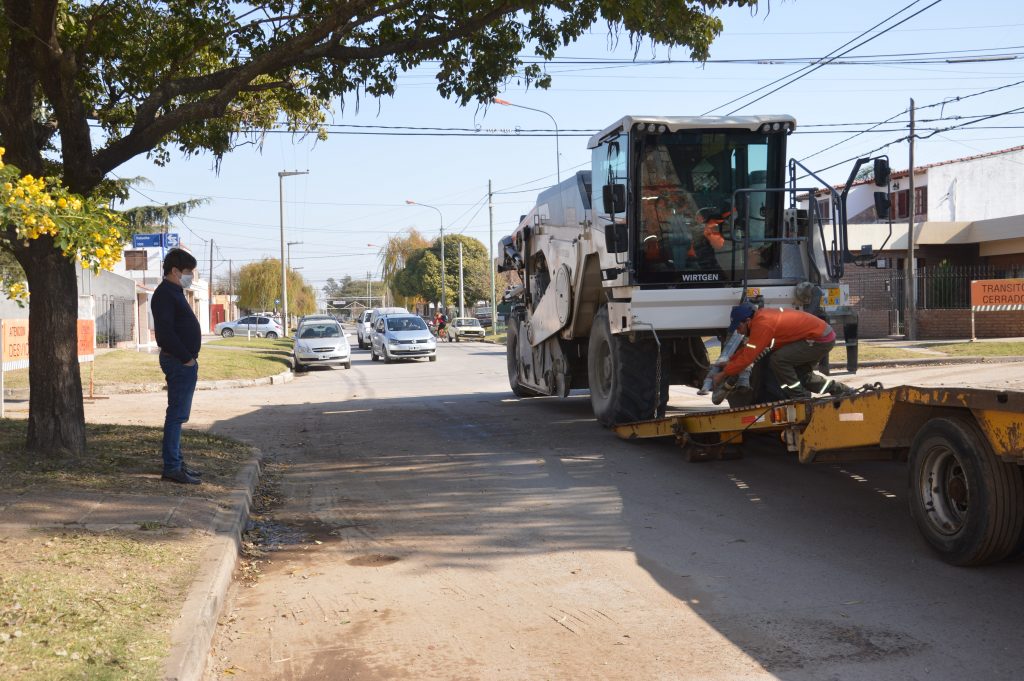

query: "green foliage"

left=237, top=258, right=316, bottom=316
left=323, top=275, right=386, bottom=303
left=380, top=228, right=431, bottom=307
left=395, top=234, right=491, bottom=309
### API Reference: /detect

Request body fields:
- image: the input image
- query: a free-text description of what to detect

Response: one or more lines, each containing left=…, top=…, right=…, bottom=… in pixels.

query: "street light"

left=279, top=170, right=308, bottom=336
left=494, top=97, right=560, bottom=183
left=405, top=199, right=446, bottom=313
left=286, top=240, right=303, bottom=270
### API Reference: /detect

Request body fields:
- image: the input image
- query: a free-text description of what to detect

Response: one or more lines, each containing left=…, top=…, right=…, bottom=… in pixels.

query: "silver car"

left=293, top=320, right=351, bottom=370
left=215, top=315, right=283, bottom=338
left=370, top=314, right=437, bottom=363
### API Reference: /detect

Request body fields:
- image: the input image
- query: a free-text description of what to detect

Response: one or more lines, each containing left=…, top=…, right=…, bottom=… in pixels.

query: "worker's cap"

left=727, top=302, right=757, bottom=333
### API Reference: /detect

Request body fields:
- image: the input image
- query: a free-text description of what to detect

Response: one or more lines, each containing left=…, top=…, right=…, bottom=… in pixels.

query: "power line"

left=704, top=0, right=944, bottom=116
left=799, top=78, right=1024, bottom=162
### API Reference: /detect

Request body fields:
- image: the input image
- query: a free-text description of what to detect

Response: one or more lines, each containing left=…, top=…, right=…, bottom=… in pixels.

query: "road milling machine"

left=498, top=115, right=893, bottom=425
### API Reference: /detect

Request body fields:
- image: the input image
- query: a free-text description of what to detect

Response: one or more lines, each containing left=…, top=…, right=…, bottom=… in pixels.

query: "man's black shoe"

left=181, top=463, right=203, bottom=477
left=161, top=469, right=201, bottom=485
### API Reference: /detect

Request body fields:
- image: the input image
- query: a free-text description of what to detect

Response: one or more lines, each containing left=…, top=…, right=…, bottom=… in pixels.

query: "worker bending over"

left=713, top=302, right=852, bottom=400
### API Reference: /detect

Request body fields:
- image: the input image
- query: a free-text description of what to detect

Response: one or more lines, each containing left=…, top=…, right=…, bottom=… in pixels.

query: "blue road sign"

left=163, top=233, right=180, bottom=249
left=132, top=233, right=162, bottom=248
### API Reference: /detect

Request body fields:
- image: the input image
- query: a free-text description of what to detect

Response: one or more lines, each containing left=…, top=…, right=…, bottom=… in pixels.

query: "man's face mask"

left=179, top=271, right=194, bottom=289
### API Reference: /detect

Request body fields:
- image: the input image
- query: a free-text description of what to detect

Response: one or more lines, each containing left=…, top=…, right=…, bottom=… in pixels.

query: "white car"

left=449, top=317, right=486, bottom=341
left=293, top=320, right=351, bottom=370
left=356, top=310, right=374, bottom=349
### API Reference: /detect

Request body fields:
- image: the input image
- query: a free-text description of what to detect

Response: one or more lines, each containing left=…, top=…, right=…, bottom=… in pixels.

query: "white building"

left=810, top=145, right=1024, bottom=273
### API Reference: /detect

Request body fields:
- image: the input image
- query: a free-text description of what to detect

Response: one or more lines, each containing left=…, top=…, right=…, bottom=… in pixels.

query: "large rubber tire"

left=383, top=350, right=392, bottom=364
left=429, top=354, right=437, bottom=362
left=908, top=417, right=1024, bottom=566
left=370, top=347, right=379, bottom=362
left=587, top=307, right=661, bottom=427
left=265, top=331, right=278, bottom=339
left=221, top=328, right=234, bottom=338
left=506, top=316, right=539, bottom=398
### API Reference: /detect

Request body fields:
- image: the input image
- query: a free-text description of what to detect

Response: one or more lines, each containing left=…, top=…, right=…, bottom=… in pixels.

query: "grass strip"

left=0, top=421, right=252, bottom=679
left=0, top=528, right=202, bottom=681
left=0, top=420, right=251, bottom=495
left=920, top=341, right=1024, bottom=357
left=3, top=346, right=290, bottom=390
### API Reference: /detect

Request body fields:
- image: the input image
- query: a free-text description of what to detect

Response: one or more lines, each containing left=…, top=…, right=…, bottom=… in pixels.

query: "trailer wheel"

left=587, top=307, right=660, bottom=426
left=506, top=315, right=539, bottom=398
left=908, top=417, right=1024, bottom=566
left=1009, top=467, right=1024, bottom=561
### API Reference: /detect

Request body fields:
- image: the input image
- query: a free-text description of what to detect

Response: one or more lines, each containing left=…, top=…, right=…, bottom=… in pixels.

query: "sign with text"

left=970, top=279, right=1024, bottom=311
left=0, top=319, right=97, bottom=372
left=132, top=233, right=180, bottom=249
left=1, top=319, right=29, bottom=371
left=77, top=319, right=95, bottom=362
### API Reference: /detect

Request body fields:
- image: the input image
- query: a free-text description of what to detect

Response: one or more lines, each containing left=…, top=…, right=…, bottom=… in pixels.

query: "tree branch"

left=94, top=2, right=519, bottom=175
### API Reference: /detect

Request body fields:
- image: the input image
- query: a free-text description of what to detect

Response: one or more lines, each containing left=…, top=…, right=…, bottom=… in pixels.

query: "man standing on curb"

left=712, top=302, right=852, bottom=402
left=152, top=248, right=203, bottom=485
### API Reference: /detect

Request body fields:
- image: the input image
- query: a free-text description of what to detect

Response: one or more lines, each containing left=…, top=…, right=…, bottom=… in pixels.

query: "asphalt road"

left=71, top=338, right=1024, bottom=680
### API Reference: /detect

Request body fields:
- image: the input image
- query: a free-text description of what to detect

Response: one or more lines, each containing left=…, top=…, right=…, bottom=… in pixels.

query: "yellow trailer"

left=614, top=385, right=1024, bottom=566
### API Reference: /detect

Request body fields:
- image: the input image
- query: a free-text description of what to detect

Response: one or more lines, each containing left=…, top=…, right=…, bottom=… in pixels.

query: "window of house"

left=125, top=250, right=148, bottom=270
left=815, top=198, right=830, bottom=222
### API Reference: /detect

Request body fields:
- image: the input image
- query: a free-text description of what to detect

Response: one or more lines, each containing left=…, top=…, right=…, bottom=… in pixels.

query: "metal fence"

left=844, top=264, right=1012, bottom=337
left=918, top=265, right=996, bottom=310
left=96, top=295, right=135, bottom=347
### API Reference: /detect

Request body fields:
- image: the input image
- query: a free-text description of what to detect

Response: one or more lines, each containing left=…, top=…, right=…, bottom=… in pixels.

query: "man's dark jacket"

left=152, top=279, right=201, bottom=363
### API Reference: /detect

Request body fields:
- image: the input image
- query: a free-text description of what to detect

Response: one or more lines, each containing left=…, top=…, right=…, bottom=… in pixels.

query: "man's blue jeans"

left=159, top=354, right=198, bottom=475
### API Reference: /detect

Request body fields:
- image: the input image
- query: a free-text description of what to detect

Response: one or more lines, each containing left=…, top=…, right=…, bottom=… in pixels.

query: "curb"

left=162, top=449, right=264, bottom=681
left=830, top=355, right=1024, bottom=370
left=3, top=369, right=294, bottom=400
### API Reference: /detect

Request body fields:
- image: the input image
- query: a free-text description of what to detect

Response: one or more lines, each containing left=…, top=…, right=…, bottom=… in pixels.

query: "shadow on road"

left=210, top=386, right=1024, bottom=679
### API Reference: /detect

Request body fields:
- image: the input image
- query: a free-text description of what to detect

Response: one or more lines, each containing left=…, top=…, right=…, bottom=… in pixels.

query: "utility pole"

left=366, top=271, right=372, bottom=307
left=458, top=241, right=465, bottom=318
left=229, top=259, right=234, bottom=320
left=905, top=98, right=917, bottom=340
left=489, top=179, right=497, bottom=333
left=208, top=238, right=214, bottom=333
left=279, top=170, right=309, bottom=337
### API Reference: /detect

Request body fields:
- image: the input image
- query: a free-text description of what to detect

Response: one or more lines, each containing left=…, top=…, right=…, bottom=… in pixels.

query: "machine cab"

left=591, top=116, right=809, bottom=289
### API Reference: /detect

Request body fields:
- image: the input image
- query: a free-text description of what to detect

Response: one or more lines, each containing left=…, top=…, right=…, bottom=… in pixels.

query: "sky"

left=116, top=0, right=1024, bottom=297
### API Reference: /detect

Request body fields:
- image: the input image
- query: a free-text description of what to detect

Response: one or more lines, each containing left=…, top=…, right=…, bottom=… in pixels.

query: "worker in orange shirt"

left=712, top=302, right=852, bottom=401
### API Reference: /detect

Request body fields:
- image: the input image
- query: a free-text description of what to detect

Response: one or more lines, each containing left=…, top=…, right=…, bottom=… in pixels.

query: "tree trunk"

left=19, top=243, right=86, bottom=456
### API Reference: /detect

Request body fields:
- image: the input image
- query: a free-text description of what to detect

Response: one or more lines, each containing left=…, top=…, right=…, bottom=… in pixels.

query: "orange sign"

left=77, top=319, right=95, bottom=359
left=1, top=319, right=29, bottom=370
left=0, top=318, right=97, bottom=371
left=970, top=279, right=1024, bottom=311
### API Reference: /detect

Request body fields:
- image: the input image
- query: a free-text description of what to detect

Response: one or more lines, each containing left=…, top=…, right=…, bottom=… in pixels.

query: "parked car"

left=449, top=317, right=486, bottom=342
left=215, top=315, right=283, bottom=338
left=370, top=314, right=436, bottom=363
left=356, top=310, right=374, bottom=349
left=293, top=320, right=351, bottom=370
left=298, top=314, right=336, bottom=327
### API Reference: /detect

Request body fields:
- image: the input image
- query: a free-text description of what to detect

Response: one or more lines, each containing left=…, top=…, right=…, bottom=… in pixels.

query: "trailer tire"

left=506, top=315, right=540, bottom=398
left=588, top=307, right=660, bottom=426
left=1008, top=467, right=1024, bottom=561
left=908, top=417, right=1024, bottom=566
